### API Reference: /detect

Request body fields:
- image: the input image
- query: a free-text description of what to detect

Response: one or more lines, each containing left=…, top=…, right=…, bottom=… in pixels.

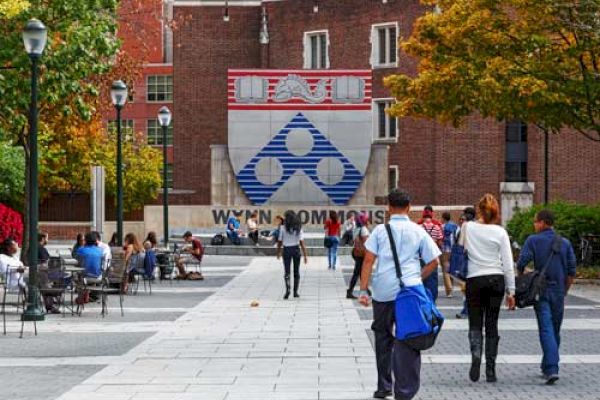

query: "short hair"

left=183, top=231, right=193, bottom=238
left=84, top=232, right=97, bottom=246
left=388, top=189, right=411, bottom=209
left=442, top=212, right=451, bottom=222
left=536, top=210, right=555, bottom=226
left=424, top=205, right=433, bottom=212
left=38, top=232, right=47, bottom=242
left=91, top=231, right=101, bottom=241
left=463, top=207, right=476, bottom=221
left=477, top=193, right=500, bottom=224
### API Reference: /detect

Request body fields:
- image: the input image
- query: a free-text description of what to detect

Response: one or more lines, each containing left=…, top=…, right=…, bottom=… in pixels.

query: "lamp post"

left=22, top=19, right=47, bottom=322
left=157, top=107, right=172, bottom=247
left=110, top=80, right=128, bottom=246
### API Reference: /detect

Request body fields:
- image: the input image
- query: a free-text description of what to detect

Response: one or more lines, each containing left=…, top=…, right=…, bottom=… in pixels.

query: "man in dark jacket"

left=516, top=210, right=577, bottom=385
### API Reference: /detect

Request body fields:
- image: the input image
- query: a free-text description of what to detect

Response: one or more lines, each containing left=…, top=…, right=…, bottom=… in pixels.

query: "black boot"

left=469, top=331, right=483, bottom=382
left=485, top=336, right=500, bottom=383
left=284, top=277, right=291, bottom=300
left=293, top=276, right=300, bottom=298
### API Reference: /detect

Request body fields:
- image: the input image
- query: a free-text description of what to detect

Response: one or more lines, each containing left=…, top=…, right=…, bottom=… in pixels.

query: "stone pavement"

left=2, top=255, right=600, bottom=400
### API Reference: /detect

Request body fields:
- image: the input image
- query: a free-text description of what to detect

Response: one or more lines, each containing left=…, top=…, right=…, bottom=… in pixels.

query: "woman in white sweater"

left=460, top=194, right=516, bottom=384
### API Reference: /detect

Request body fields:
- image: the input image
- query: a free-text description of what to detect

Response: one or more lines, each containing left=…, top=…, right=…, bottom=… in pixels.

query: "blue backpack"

left=385, top=224, right=444, bottom=351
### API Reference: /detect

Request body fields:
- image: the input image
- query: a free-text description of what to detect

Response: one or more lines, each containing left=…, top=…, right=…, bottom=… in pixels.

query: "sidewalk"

left=56, top=257, right=375, bottom=400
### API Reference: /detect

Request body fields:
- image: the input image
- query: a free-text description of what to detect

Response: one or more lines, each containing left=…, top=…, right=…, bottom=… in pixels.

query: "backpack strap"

left=540, top=234, right=562, bottom=276
left=385, top=224, right=404, bottom=289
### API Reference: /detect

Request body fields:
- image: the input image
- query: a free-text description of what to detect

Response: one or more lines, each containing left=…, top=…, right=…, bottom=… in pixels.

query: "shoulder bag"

left=385, top=224, right=444, bottom=351
left=449, top=223, right=469, bottom=280
left=352, top=229, right=367, bottom=258
left=515, top=235, right=562, bottom=309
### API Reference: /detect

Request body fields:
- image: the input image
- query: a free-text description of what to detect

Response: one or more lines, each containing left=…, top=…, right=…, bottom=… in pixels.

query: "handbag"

left=449, top=223, right=469, bottom=280
left=352, top=230, right=366, bottom=258
left=515, top=235, right=562, bottom=309
left=324, top=237, right=333, bottom=248
left=385, top=224, right=444, bottom=351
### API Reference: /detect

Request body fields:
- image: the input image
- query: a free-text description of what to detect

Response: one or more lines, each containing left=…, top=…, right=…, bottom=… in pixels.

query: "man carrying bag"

left=516, top=210, right=576, bottom=385
left=359, top=189, right=442, bottom=400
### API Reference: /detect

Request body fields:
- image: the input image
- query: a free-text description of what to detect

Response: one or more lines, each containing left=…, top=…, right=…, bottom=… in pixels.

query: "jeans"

left=466, top=275, right=505, bottom=338
left=534, top=284, right=565, bottom=376
left=283, top=246, right=301, bottom=291
left=372, top=300, right=421, bottom=400
left=327, top=236, right=339, bottom=269
left=423, top=267, right=438, bottom=303
left=226, top=230, right=240, bottom=245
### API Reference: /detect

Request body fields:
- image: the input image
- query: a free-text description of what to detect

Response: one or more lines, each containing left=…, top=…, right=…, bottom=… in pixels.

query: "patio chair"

left=1, top=268, right=26, bottom=335
left=38, top=257, right=70, bottom=317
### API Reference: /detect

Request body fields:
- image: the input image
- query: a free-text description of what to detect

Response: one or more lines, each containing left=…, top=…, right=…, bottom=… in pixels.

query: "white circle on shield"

left=255, top=157, right=283, bottom=186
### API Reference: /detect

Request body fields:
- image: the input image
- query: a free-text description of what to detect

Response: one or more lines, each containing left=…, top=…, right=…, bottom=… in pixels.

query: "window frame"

left=370, top=22, right=399, bottom=69
left=303, top=30, right=330, bottom=70
left=146, top=75, right=173, bottom=103
left=107, top=119, right=135, bottom=141
left=372, top=98, right=399, bottom=143
left=147, top=119, right=174, bottom=146
left=504, top=120, right=529, bottom=183
left=389, top=165, right=399, bottom=191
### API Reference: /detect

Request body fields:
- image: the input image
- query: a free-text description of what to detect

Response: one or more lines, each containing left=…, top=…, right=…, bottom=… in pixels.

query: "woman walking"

left=324, top=211, right=341, bottom=270
left=461, top=194, right=516, bottom=383
left=277, top=211, right=308, bottom=299
left=347, top=213, right=370, bottom=299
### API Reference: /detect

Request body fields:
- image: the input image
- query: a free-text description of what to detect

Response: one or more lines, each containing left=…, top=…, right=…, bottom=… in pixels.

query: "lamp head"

left=110, top=80, right=128, bottom=108
left=157, top=106, right=172, bottom=127
left=23, top=19, right=47, bottom=58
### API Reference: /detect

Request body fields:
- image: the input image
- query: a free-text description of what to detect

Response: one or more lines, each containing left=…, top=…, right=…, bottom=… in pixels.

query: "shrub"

left=0, top=203, right=23, bottom=245
left=506, top=201, right=600, bottom=251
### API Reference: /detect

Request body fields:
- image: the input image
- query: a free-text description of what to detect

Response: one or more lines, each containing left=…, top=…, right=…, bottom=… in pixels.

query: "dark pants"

left=534, top=284, right=565, bottom=376
left=283, top=246, right=301, bottom=289
left=423, top=268, right=438, bottom=303
left=348, top=256, right=364, bottom=293
left=248, top=230, right=259, bottom=244
left=372, top=300, right=421, bottom=400
left=466, top=275, right=505, bottom=338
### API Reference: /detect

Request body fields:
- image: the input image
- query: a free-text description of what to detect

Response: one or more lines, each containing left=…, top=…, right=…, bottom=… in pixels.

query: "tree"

left=386, top=0, right=600, bottom=142
left=0, top=142, right=25, bottom=212
left=0, top=0, right=28, bottom=18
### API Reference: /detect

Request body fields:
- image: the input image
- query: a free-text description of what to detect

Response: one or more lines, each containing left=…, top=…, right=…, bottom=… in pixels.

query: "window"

left=389, top=165, right=399, bottom=191
left=303, top=31, right=329, bottom=69
left=107, top=120, right=135, bottom=141
left=371, top=23, right=398, bottom=68
left=373, top=99, right=398, bottom=141
left=161, top=163, right=173, bottom=189
left=147, top=75, right=173, bottom=102
left=505, top=120, right=528, bottom=182
left=147, top=119, right=173, bottom=146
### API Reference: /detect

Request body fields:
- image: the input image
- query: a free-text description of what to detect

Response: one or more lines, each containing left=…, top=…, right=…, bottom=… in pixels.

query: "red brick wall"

left=172, top=5, right=262, bottom=204
left=171, top=0, right=600, bottom=207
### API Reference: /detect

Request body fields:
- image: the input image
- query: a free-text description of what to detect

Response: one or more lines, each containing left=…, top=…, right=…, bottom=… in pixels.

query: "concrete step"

left=203, top=245, right=352, bottom=257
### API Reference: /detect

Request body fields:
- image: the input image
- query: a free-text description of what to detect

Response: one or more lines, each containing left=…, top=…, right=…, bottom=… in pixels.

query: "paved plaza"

left=1, top=255, right=600, bottom=400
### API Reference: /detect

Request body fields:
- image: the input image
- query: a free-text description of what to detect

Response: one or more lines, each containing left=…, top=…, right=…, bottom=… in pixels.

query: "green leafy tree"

left=386, top=0, right=600, bottom=142
left=0, top=0, right=29, bottom=18
left=0, top=142, right=25, bottom=211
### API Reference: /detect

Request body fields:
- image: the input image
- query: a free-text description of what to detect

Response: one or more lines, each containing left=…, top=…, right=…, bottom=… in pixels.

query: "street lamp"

left=157, top=106, right=172, bottom=248
left=22, top=19, right=47, bottom=322
left=110, top=80, right=127, bottom=246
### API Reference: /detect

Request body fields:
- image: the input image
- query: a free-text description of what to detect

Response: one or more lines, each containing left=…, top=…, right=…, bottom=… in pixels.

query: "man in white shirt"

left=92, top=231, right=112, bottom=269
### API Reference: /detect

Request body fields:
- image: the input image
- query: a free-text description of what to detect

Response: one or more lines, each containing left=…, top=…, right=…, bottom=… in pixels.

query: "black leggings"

left=348, top=256, right=364, bottom=292
left=466, top=275, right=505, bottom=338
left=283, top=246, right=301, bottom=281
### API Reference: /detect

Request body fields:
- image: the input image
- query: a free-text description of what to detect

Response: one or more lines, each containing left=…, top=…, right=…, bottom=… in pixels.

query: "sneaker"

left=373, top=389, right=392, bottom=399
left=545, top=374, right=559, bottom=385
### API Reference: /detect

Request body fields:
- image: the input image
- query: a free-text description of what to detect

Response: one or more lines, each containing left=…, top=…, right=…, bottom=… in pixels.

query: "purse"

left=515, top=235, right=562, bottom=309
left=449, top=223, right=469, bottom=280
left=385, top=224, right=444, bottom=351
left=352, top=230, right=366, bottom=258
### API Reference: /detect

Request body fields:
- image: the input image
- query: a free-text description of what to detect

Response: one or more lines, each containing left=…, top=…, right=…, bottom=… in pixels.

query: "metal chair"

left=85, top=258, right=126, bottom=318
left=39, top=257, right=70, bottom=317
left=1, top=268, right=27, bottom=335
left=157, top=252, right=176, bottom=284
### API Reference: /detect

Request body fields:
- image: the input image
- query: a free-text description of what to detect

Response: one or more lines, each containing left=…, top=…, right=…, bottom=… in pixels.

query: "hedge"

left=506, top=202, right=600, bottom=251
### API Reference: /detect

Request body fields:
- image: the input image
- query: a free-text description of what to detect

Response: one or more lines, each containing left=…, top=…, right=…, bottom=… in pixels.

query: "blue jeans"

left=327, top=236, right=339, bottom=269
left=423, top=267, right=438, bottom=303
left=534, top=285, right=565, bottom=376
left=226, top=230, right=240, bottom=245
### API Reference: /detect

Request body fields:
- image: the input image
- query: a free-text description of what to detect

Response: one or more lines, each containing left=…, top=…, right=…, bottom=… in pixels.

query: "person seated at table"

left=76, top=233, right=103, bottom=280
left=225, top=215, right=242, bottom=245
left=123, top=233, right=145, bottom=293
left=176, top=231, right=204, bottom=280
left=0, top=238, right=27, bottom=294
left=92, top=231, right=112, bottom=270
left=37, top=233, right=62, bottom=314
left=71, top=233, right=85, bottom=259
left=143, top=233, right=158, bottom=279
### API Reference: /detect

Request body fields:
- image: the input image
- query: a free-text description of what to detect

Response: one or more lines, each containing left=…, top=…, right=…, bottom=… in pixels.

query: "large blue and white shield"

left=228, top=70, right=372, bottom=205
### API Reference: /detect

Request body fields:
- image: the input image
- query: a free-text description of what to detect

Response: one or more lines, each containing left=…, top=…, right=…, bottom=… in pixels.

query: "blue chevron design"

left=235, top=113, right=364, bottom=205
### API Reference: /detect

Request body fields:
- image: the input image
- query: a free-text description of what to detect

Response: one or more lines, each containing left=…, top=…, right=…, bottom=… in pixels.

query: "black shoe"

left=485, top=336, right=500, bottom=383
left=545, top=374, right=559, bottom=385
left=294, top=292, right=300, bottom=298
left=284, top=290, right=290, bottom=300
left=346, top=291, right=357, bottom=299
left=373, top=389, right=392, bottom=399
